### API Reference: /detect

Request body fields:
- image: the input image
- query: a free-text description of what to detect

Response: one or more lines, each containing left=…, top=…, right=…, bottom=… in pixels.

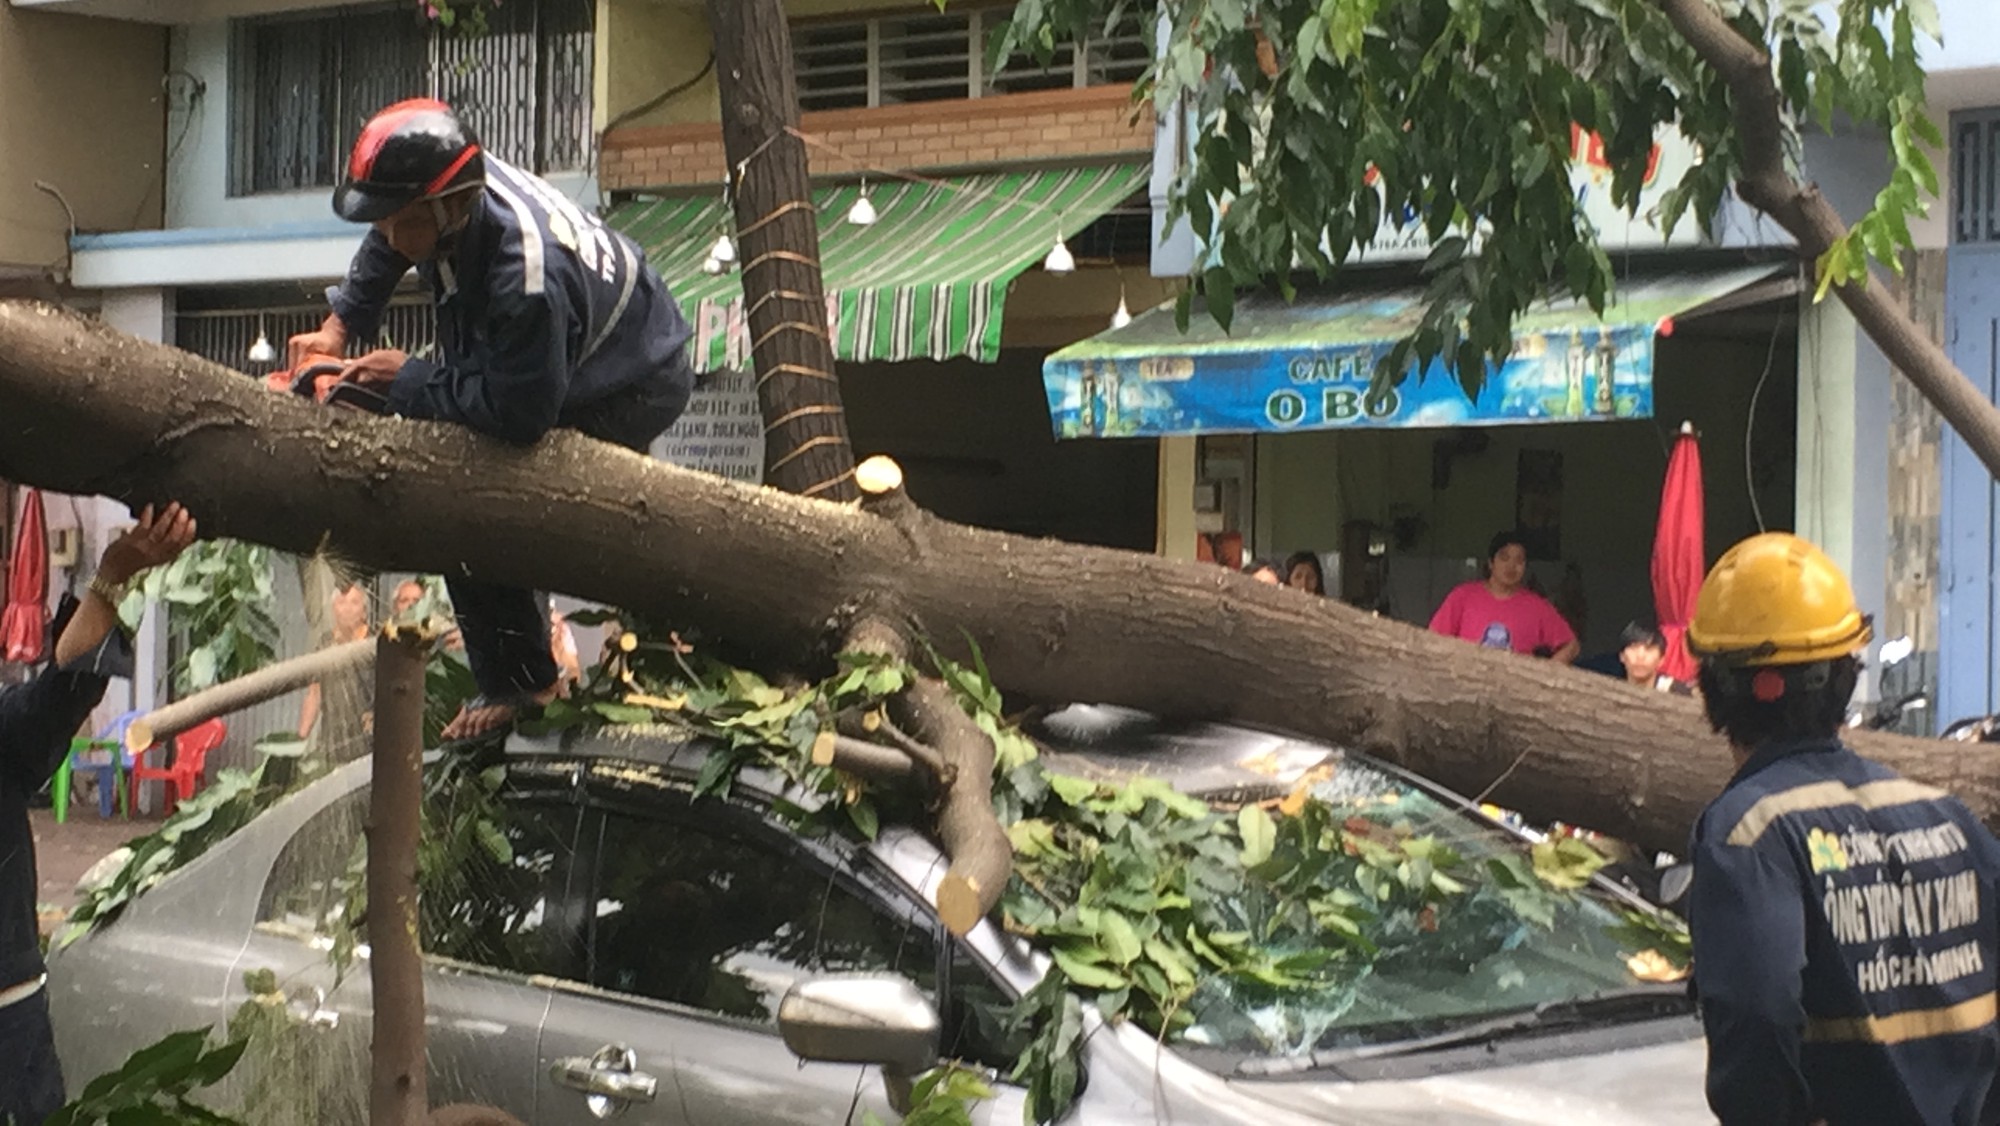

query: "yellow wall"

left=600, top=0, right=970, bottom=132
left=0, top=6, right=164, bottom=270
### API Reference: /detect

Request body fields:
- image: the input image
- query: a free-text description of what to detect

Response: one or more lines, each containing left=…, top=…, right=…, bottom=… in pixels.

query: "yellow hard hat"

left=1688, top=533, right=1872, bottom=666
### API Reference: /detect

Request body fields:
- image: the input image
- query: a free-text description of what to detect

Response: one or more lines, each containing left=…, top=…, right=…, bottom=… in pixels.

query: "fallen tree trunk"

left=0, top=302, right=1991, bottom=856
left=124, top=637, right=375, bottom=753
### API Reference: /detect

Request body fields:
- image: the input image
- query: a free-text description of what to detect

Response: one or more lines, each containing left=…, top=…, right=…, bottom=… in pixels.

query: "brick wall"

left=600, top=85, right=1151, bottom=191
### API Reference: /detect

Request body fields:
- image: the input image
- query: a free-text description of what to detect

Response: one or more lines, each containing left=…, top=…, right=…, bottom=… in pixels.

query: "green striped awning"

left=607, top=163, right=1147, bottom=374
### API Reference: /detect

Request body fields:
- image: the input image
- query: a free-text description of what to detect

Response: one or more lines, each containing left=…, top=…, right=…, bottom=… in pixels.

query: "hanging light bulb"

left=1110, top=293, right=1133, bottom=329
left=1044, top=237, right=1076, bottom=275
left=247, top=313, right=277, bottom=363
left=710, top=233, right=738, bottom=266
left=701, top=255, right=728, bottom=276
left=844, top=181, right=876, bottom=229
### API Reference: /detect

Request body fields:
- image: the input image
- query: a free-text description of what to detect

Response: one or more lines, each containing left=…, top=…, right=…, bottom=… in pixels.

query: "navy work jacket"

left=330, top=156, right=694, bottom=446
left=1690, top=738, right=2000, bottom=1125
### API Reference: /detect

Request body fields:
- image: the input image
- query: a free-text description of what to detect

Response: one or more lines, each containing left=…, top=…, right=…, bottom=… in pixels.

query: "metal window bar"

left=175, top=304, right=440, bottom=379
left=1956, top=119, right=1981, bottom=245
left=1988, top=119, right=2000, bottom=243
left=793, top=3, right=1140, bottom=111
left=230, top=0, right=592, bottom=197
left=1950, top=110, right=2000, bottom=246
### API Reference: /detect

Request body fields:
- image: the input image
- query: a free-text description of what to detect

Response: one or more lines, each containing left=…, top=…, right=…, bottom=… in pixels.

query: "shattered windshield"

left=1021, top=709, right=1684, bottom=1070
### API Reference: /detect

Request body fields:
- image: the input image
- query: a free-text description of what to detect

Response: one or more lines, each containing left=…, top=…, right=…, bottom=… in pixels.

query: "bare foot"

left=440, top=687, right=558, bottom=741
left=439, top=701, right=520, bottom=741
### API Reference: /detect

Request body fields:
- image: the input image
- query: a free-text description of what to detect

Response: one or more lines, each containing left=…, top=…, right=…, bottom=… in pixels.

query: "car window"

left=585, top=801, right=938, bottom=1029
left=256, top=782, right=586, bottom=982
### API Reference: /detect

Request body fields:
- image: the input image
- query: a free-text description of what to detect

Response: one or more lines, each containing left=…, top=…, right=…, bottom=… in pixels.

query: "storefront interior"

left=1204, top=297, right=1800, bottom=661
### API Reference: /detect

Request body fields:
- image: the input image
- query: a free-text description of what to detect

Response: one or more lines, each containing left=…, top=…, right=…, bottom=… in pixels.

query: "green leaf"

left=1202, top=267, right=1236, bottom=333
left=474, top=819, right=513, bottom=864
left=1097, top=910, right=1143, bottom=966
left=591, top=702, right=658, bottom=725
left=847, top=797, right=880, bottom=840
left=1237, top=805, right=1276, bottom=867
left=1047, top=773, right=1098, bottom=806
left=1143, top=935, right=1198, bottom=988
left=1051, top=944, right=1128, bottom=989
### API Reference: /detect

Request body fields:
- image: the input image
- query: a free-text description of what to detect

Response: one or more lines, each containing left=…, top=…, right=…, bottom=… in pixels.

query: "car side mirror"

left=779, top=974, right=941, bottom=1113
left=1657, top=863, right=1693, bottom=907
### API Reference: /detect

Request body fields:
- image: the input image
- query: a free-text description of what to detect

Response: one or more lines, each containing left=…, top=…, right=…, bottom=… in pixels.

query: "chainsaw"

left=263, top=350, right=391, bottom=414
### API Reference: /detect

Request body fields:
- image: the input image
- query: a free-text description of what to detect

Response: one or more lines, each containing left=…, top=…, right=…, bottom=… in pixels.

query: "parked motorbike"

left=1943, top=713, right=2000, bottom=743
left=1847, top=636, right=1929, bottom=732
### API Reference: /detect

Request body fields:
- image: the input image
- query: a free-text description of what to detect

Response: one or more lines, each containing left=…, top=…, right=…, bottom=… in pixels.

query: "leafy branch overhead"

left=993, top=0, right=1941, bottom=399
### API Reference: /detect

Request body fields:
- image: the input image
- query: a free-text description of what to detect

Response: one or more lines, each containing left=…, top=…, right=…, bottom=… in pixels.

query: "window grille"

left=796, top=4, right=1146, bottom=112
left=176, top=304, right=439, bottom=378
left=1952, top=109, right=2000, bottom=245
left=229, top=0, right=594, bottom=197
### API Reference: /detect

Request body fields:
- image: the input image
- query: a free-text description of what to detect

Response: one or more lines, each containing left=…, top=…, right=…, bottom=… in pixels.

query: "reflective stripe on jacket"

left=1690, top=739, right=2000, bottom=1125
left=330, top=156, right=694, bottom=445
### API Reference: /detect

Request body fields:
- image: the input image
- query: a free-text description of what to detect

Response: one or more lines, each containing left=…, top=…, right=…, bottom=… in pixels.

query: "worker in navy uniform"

left=1685, top=532, right=2000, bottom=1125
left=289, top=98, right=695, bottom=740
left=0, top=504, right=195, bottom=1125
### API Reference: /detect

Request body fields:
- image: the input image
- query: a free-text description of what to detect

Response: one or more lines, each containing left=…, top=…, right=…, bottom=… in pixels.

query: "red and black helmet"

left=334, top=98, right=485, bottom=223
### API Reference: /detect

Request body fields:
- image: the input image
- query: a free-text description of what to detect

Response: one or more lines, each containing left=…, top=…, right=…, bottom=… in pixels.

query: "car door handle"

left=550, top=1045, right=658, bottom=1108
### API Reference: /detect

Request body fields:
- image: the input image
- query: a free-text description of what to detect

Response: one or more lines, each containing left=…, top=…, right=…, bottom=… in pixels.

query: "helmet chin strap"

left=426, top=182, right=481, bottom=243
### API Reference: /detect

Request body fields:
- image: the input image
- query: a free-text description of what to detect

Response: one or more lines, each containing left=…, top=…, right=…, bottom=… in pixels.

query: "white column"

left=1796, top=294, right=1892, bottom=704
left=90, top=288, right=176, bottom=718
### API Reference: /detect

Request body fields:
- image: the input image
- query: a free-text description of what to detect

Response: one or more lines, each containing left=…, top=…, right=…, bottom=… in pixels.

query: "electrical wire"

left=598, top=52, right=717, bottom=146
left=1743, top=312, right=1787, bottom=533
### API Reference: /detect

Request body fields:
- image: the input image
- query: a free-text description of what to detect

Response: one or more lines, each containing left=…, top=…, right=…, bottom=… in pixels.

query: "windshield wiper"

left=1235, top=986, right=1694, bottom=1078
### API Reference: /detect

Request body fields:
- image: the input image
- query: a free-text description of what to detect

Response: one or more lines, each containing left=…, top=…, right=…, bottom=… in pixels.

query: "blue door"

left=1940, top=244, right=2000, bottom=726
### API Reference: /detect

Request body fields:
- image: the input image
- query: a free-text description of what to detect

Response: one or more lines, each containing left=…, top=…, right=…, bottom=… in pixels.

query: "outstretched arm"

left=1, top=504, right=196, bottom=790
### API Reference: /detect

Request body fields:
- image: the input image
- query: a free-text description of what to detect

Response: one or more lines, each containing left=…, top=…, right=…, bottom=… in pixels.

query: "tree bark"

left=1656, top=0, right=2000, bottom=480
left=369, top=627, right=430, bottom=1126
left=706, top=0, right=859, bottom=501
left=0, top=303, right=1993, bottom=861
left=124, top=637, right=375, bottom=754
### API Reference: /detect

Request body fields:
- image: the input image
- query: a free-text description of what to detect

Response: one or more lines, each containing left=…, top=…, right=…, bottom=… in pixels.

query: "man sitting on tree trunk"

left=1, top=504, right=195, bottom=1126
left=290, top=98, right=696, bottom=740
left=1685, top=533, right=2000, bottom=1126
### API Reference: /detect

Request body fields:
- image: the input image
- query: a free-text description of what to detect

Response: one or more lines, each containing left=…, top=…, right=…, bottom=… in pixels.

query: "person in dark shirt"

left=1685, top=532, right=2000, bottom=1125
left=1, top=503, right=195, bottom=1126
left=1619, top=619, right=1695, bottom=696
left=288, top=98, right=695, bottom=740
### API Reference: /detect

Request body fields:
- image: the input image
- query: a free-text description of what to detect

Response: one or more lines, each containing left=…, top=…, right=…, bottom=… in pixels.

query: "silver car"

left=50, top=706, right=1714, bottom=1124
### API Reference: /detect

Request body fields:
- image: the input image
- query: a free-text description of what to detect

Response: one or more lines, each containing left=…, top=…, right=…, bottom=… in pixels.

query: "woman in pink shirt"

left=1429, top=531, right=1580, bottom=664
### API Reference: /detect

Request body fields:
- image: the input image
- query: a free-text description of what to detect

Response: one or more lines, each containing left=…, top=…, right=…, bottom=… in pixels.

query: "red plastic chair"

left=130, top=718, right=228, bottom=816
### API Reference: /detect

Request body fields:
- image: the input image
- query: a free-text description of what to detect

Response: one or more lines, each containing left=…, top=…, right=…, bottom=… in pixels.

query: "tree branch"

left=1656, top=0, right=2000, bottom=480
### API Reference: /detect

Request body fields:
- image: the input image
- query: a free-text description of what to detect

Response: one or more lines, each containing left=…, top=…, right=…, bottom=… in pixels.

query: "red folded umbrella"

left=1652, top=425, right=1705, bottom=684
left=2, top=488, right=50, bottom=663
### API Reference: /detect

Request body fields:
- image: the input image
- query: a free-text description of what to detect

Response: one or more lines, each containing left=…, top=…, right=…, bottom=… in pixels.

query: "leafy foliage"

left=417, top=0, right=505, bottom=33
left=119, top=540, right=279, bottom=696
left=46, top=1028, right=247, bottom=1126
left=861, top=1065, right=998, bottom=1126
left=59, top=756, right=293, bottom=947
left=524, top=620, right=1689, bottom=1123
left=992, top=0, right=1942, bottom=396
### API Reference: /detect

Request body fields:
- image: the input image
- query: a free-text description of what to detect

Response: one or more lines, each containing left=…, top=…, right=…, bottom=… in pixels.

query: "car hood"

left=1225, top=1033, right=1712, bottom=1125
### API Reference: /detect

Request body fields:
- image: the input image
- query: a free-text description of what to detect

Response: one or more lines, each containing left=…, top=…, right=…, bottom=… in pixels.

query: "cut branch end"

left=856, top=454, right=905, bottom=496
